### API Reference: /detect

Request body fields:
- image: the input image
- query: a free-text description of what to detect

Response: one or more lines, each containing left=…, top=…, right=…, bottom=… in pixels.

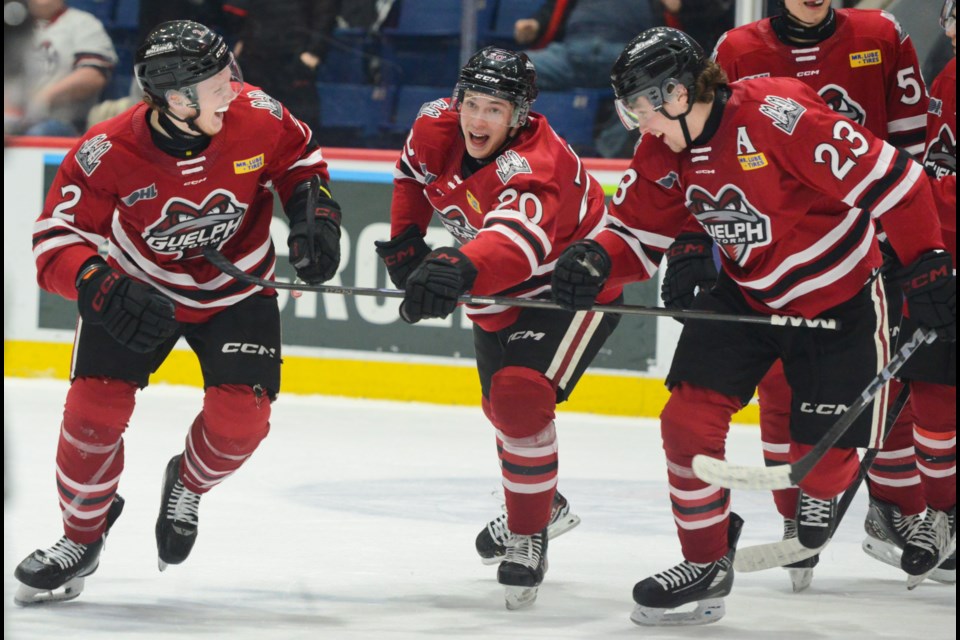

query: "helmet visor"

left=941, top=0, right=956, bottom=31
left=615, top=88, right=662, bottom=130
left=171, top=53, right=244, bottom=111
left=453, top=90, right=519, bottom=128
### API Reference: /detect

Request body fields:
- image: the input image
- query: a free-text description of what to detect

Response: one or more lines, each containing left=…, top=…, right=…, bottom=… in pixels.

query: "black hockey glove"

left=400, top=247, right=478, bottom=324
left=76, top=259, right=179, bottom=353
left=897, top=250, right=956, bottom=342
left=374, top=224, right=431, bottom=289
left=286, top=179, right=342, bottom=285
left=661, top=233, right=718, bottom=310
left=552, top=239, right=611, bottom=311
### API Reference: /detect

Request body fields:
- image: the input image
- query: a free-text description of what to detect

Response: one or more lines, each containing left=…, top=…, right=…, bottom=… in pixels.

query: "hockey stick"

left=734, top=384, right=912, bottom=571
left=693, top=326, right=936, bottom=490
left=203, top=247, right=841, bottom=328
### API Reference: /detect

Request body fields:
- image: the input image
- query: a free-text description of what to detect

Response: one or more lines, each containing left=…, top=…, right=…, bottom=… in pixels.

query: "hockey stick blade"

left=693, top=327, right=935, bottom=490
left=733, top=385, right=911, bottom=572
left=203, top=248, right=840, bottom=327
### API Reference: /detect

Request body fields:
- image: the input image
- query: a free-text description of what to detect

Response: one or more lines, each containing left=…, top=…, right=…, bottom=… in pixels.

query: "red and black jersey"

left=32, top=85, right=329, bottom=323
left=714, top=8, right=928, bottom=156
left=390, top=98, right=614, bottom=331
left=924, top=56, right=956, bottom=264
left=601, top=77, right=943, bottom=318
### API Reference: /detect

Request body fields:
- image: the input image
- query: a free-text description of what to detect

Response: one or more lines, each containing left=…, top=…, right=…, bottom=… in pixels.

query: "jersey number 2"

left=814, top=120, right=869, bottom=180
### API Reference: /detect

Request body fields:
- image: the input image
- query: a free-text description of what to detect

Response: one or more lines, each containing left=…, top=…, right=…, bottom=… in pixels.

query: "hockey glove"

left=661, top=233, right=718, bottom=310
left=76, top=259, right=179, bottom=353
left=374, top=225, right=431, bottom=289
left=897, top=250, right=956, bottom=342
left=286, top=180, right=342, bottom=285
left=400, top=247, right=478, bottom=324
left=552, top=239, right=611, bottom=311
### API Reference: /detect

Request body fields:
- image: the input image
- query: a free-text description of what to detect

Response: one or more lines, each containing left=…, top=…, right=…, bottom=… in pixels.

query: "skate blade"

left=929, top=565, right=956, bottom=585
left=14, top=578, right=85, bottom=606
left=158, top=558, right=169, bottom=572
left=905, top=537, right=957, bottom=590
left=480, top=554, right=503, bottom=566
left=788, top=567, right=813, bottom=593
left=862, top=536, right=902, bottom=570
left=546, top=513, right=581, bottom=540
left=630, top=598, right=726, bottom=626
left=504, top=585, right=539, bottom=610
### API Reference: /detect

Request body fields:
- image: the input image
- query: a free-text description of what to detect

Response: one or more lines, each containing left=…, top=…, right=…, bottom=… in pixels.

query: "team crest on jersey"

left=819, top=85, right=866, bottom=125
left=760, top=96, right=805, bottom=135
left=75, top=134, right=112, bottom=177
left=435, top=204, right=479, bottom=243
left=495, top=150, right=532, bottom=185
left=928, top=98, right=943, bottom=117
left=656, top=171, right=680, bottom=190
left=417, top=99, right=448, bottom=119
left=849, top=50, right=882, bottom=68
left=923, top=124, right=957, bottom=179
left=247, top=90, right=283, bottom=120
left=121, top=183, right=157, bottom=206
left=144, top=189, right=247, bottom=260
left=686, top=185, right=771, bottom=266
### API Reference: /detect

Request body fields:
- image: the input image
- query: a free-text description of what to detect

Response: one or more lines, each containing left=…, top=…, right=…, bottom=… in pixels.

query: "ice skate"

left=156, top=455, right=201, bottom=571
left=497, top=529, right=548, bottom=610
left=631, top=513, right=743, bottom=626
left=902, top=506, right=956, bottom=589
left=796, top=491, right=836, bottom=549
left=475, top=491, right=579, bottom=565
left=14, top=495, right=125, bottom=606
left=782, top=517, right=819, bottom=592
left=862, top=496, right=924, bottom=568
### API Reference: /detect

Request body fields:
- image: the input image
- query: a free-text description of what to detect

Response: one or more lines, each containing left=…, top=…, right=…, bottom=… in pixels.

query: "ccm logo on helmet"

left=474, top=74, right=502, bottom=84
left=222, top=343, right=276, bottom=357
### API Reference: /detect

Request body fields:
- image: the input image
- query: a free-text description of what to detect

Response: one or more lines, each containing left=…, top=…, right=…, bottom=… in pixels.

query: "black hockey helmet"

left=134, top=20, right=240, bottom=109
left=610, top=27, right=705, bottom=128
left=453, top=47, right=539, bottom=127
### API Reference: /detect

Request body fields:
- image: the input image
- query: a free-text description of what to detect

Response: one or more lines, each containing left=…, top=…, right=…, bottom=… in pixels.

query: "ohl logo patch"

left=144, top=189, right=247, bottom=260
left=686, top=185, right=771, bottom=266
left=819, top=85, right=866, bottom=126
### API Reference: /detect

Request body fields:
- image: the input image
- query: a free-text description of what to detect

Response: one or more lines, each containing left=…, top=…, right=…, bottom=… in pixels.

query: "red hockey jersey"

left=32, top=86, right=329, bottom=323
left=714, top=9, right=928, bottom=156
left=600, top=77, right=944, bottom=318
left=923, top=56, right=956, bottom=264
left=390, top=98, right=614, bottom=331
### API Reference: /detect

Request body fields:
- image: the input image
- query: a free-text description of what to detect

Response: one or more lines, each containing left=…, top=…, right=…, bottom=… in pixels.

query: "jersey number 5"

left=814, top=120, right=869, bottom=180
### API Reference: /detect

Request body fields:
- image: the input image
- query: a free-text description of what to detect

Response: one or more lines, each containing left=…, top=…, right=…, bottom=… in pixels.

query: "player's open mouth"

left=804, top=0, right=825, bottom=7
left=468, top=132, right=490, bottom=146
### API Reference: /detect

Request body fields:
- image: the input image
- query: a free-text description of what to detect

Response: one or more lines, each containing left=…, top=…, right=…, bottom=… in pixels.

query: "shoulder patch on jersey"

left=144, top=189, right=248, bottom=260
left=75, top=133, right=112, bottom=177
left=686, top=184, right=771, bottom=266
left=849, top=49, right=882, bottom=68
left=234, top=153, right=265, bottom=174
left=760, top=95, right=806, bottom=135
left=819, top=84, right=866, bottom=125
left=880, top=10, right=908, bottom=43
left=928, top=98, right=943, bottom=117
left=656, top=171, right=680, bottom=190
left=121, top=183, right=157, bottom=206
left=247, top=90, right=283, bottom=120
left=417, top=99, right=448, bottom=119
left=495, top=150, right=532, bottom=185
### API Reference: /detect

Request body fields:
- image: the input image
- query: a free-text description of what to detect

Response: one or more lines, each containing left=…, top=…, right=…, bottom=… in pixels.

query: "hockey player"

left=375, top=47, right=620, bottom=609
left=667, top=0, right=935, bottom=590
left=15, top=20, right=343, bottom=605
left=551, top=27, right=953, bottom=625
left=894, top=0, right=957, bottom=588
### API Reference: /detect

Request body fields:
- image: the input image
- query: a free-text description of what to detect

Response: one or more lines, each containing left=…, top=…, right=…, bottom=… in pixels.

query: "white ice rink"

left=3, top=377, right=955, bottom=639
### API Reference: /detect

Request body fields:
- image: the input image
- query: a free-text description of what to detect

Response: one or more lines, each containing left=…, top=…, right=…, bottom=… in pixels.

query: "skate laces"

left=504, top=533, right=544, bottom=570
left=166, top=480, right=201, bottom=528
left=783, top=518, right=798, bottom=540
left=41, top=537, right=87, bottom=570
left=799, top=496, right=834, bottom=528
left=487, top=512, right=511, bottom=546
left=910, top=509, right=952, bottom=556
left=893, top=511, right=924, bottom=543
left=652, top=560, right=713, bottom=590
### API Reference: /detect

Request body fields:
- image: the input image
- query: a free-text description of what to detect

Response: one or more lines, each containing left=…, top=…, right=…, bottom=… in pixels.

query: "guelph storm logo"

left=923, top=124, right=956, bottom=179
left=686, top=185, right=771, bottom=266
left=435, top=204, right=479, bottom=243
left=819, top=85, right=866, bottom=126
left=145, top=190, right=247, bottom=260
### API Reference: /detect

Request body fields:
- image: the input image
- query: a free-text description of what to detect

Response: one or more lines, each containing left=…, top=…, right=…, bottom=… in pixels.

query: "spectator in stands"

left=656, top=0, right=734, bottom=55
left=223, top=0, right=346, bottom=134
left=514, top=0, right=657, bottom=158
left=11, top=0, right=117, bottom=136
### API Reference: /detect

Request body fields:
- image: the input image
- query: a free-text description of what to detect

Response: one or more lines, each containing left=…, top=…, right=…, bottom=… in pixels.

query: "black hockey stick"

left=203, top=247, right=841, bottom=328
left=693, top=326, right=936, bottom=490
left=734, top=384, right=911, bottom=571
